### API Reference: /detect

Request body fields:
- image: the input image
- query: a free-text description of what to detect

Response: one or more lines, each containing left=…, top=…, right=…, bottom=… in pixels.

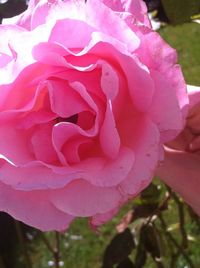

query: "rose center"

left=56, top=114, right=78, bottom=124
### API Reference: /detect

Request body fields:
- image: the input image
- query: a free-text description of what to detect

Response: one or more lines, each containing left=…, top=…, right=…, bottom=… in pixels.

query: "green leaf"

left=132, top=204, right=158, bottom=220
left=140, top=183, right=162, bottom=205
left=102, top=228, right=135, bottom=268
left=134, top=232, right=147, bottom=268
left=161, top=0, right=200, bottom=24
left=167, top=223, right=180, bottom=232
left=141, top=224, right=161, bottom=259
left=116, top=258, right=135, bottom=268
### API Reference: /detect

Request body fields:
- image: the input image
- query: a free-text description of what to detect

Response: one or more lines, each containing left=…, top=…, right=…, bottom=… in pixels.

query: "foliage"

left=101, top=182, right=200, bottom=268
left=159, top=22, right=200, bottom=86
left=161, top=0, right=200, bottom=24
left=144, top=0, right=200, bottom=24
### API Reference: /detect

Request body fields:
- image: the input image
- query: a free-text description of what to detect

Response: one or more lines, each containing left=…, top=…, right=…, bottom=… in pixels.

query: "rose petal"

left=187, top=85, right=200, bottom=109
left=86, top=0, right=140, bottom=52
left=156, top=148, right=200, bottom=216
left=136, top=30, right=188, bottom=119
left=100, top=100, right=120, bottom=159
left=101, top=61, right=119, bottom=100
left=90, top=207, right=120, bottom=227
left=31, top=124, right=58, bottom=164
left=121, top=118, right=160, bottom=195
left=49, top=19, right=95, bottom=49
left=149, top=70, right=184, bottom=142
left=0, top=124, right=34, bottom=165
left=0, top=182, right=74, bottom=231
left=101, top=0, right=151, bottom=27
left=78, top=146, right=134, bottom=187
left=48, top=79, right=89, bottom=118
left=88, top=41, right=155, bottom=112
left=51, top=179, right=122, bottom=217
left=0, top=160, right=79, bottom=190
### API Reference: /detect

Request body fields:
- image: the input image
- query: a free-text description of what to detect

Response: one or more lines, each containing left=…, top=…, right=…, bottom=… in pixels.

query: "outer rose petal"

left=0, top=182, right=74, bottom=231
left=157, top=85, right=200, bottom=215
left=51, top=179, right=122, bottom=217
left=136, top=30, right=188, bottom=114
left=148, top=70, right=184, bottom=142
left=0, top=147, right=134, bottom=191
left=187, top=85, right=200, bottom=108
left=101, top=0, right=151, bottom=27
left=121, top=117, right=160, bottom=195
left=136, top=30, right=188, bottom=140
left=30, top=0, right=140, bottom=51
left=156, top=148, right=200, bottom=215
left=90, top=207, right=120, bottom=227
left=0, top=25, right=26, bottom=75
left=86, top=0, right=140, bottom=52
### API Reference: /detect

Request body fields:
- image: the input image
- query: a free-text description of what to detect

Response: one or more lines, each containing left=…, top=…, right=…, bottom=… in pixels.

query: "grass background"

left=159, top=22, right=200, bottom=86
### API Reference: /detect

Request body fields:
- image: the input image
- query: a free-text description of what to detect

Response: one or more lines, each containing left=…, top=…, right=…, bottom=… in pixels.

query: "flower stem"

left=158, top=214, right=194, bottom=268
left=14, top=220, right=32, bottom=268
left=171, top=192, right=188, bottom=249
left=54, top=232, right=60, bottom=268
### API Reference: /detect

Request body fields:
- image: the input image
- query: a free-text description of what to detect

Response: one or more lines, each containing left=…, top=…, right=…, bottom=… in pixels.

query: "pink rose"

left=157, top=85, right=200, bottom=215
left=0, top=0, right=188, bottom=231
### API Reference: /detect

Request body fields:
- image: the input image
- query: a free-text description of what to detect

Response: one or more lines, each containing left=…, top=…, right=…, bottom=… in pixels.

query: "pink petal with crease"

left=149, top=70, right=184, bottom=142
left=0, top=182, right=74, bottom=231
left=157, top=149, right=200, bottom=216
left=121, top=118, right=160, bottom=195
left=51, top=179, right=122, bottom=217
left=100, top=100, right=120, bottom=159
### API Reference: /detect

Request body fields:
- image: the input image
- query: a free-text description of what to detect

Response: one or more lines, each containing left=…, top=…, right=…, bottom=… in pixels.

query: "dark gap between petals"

left=56, top=114, right=78, bottom=124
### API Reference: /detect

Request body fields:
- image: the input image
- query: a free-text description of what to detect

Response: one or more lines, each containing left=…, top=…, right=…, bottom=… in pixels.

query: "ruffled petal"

left=31, top=124, right=58, bottom=164
left=0, top=182, right=74, bottom=231
left=157, top=148, right=200, bottom=216
left=51, top=179, right=122, bottom=217
left=86, top=0, right=140, bottom=52
left=187, top=85, right=200, bottom=109
left=136, top=30, right=188, bottom=120
left=100, top=0, right=151, bottom=27
left=156, top=85, right=200, bottom=216
left=0, top=124, right=34, bottom=165
left=100, top=100, right=120, bottom=159
left=121, top=118, right=160, bottom=195
left=90, top=207, right=120, bottom=227
left=149, top=70, right=184, bottom=143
